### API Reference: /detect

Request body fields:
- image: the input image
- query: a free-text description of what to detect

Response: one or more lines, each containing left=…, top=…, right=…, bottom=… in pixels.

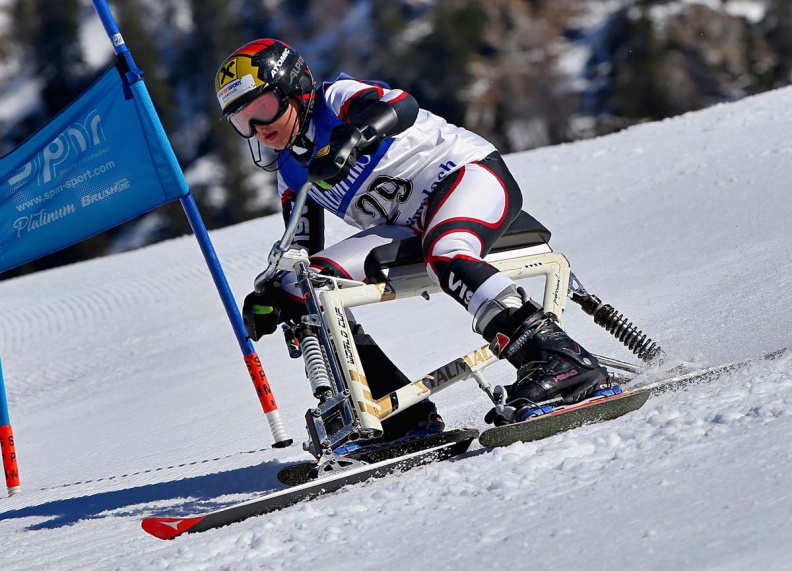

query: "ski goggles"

left=227, top=88, right=288, bottom=138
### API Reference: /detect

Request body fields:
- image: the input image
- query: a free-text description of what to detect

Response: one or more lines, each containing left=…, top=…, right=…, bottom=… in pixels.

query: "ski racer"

left=215, top=39, right=609, bottom=434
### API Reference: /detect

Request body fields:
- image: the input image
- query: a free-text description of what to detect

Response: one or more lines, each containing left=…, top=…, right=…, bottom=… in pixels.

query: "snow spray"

left=0, top=357, right=20, bottom=496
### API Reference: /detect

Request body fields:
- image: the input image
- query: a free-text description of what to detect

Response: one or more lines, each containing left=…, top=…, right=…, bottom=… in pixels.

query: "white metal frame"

left=317, top=243, right=571, bottom=436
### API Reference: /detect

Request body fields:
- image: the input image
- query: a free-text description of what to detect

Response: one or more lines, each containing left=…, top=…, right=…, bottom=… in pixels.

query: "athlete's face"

left=253, top=98, right=301, bottom=150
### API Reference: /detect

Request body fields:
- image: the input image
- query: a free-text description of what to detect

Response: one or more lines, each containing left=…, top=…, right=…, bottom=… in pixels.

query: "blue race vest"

left=277, top=76, right=393, bottom=219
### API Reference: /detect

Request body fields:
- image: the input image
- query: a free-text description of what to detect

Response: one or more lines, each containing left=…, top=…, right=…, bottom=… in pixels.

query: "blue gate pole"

left=91, top=0, right=291, bottom=447
left=180, top=195, right=291, bottom=447
left=0, top=357, right=21, bottom=496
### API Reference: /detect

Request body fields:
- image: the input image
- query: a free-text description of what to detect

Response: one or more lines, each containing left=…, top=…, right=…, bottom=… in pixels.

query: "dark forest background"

left=1, top=0, right=791, bottom=278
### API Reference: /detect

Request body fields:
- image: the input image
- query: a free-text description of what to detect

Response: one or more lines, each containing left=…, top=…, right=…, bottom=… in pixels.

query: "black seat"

left=363, top=211, right=551, bottom=283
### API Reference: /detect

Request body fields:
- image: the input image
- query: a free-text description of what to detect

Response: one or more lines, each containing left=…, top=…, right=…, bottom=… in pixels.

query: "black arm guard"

left=355, top=101, right=399, bottom=150
left=347, top=90, right=419, bottom=150
left=308, top=88, right=419, bottom=188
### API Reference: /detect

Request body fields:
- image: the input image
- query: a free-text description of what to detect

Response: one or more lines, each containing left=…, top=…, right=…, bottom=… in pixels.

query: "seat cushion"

left=363, top=211, right=551, bottom=282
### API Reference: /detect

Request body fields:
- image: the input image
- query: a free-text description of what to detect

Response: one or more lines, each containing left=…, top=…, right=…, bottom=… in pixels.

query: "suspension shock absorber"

left=296, top=326, right=333, bottom=399
left=569, top=273, right=663, bottom=363
left=591, top=300, right=662, bottom=362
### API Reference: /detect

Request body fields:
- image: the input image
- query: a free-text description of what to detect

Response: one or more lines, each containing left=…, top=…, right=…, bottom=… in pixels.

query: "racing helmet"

left=215, top=39, right=315, bottom=134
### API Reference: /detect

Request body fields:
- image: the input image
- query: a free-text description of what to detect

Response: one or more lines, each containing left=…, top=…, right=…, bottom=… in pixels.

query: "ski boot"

left=475, top=287, right=610, bottom=425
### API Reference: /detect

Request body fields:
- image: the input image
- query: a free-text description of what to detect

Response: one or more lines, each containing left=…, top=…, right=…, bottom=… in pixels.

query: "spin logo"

left=6, top=110, right=105, bottom=191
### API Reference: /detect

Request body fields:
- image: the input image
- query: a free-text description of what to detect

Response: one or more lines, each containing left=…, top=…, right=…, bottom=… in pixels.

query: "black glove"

left=308, top=123, right=363, bottom=190
left=308, top=102, right=399, bottom=190
left=243, top=287, right=284, bottom=341
left=243, top=276, right=308, bottom=341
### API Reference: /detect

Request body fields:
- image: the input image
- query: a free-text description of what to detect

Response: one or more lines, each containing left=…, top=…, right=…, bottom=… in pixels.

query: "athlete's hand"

left=243, top=287, right=283, bottom=340
left=308, top=123, right=363, bottom=190
left=243, top=273, right=308, bottom=340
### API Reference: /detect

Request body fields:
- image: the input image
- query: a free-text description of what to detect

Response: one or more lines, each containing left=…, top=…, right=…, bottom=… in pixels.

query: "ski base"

left=142, top=435, right=476, bottom=540
left=277, top=428, right=479, bottom=487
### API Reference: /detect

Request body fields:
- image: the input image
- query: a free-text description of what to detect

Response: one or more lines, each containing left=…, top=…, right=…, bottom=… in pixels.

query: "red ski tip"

left=142, top=515, right=205, bottom=540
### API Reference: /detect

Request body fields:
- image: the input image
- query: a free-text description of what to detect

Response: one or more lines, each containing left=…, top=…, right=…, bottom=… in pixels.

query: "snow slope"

left=1, top=85, right=792, bottom=570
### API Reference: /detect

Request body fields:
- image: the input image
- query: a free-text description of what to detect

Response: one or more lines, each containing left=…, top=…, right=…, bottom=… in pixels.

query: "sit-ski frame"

left=255, top=182, right=659, bottom=459
left=318, top=243, right=570, bottom=436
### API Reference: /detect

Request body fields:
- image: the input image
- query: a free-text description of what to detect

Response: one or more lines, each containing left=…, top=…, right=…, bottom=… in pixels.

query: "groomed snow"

left=1, top=83, right=792, bottom=570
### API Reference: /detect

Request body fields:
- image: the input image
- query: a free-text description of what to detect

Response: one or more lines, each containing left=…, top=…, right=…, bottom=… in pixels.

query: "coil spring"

left=593, top=304, right=662, bottom=362
left=301, top=335, right=332, bottom=396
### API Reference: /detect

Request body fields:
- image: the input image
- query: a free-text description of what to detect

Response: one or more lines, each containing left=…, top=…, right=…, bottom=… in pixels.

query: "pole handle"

left=254, top=181, right=313, bottom=290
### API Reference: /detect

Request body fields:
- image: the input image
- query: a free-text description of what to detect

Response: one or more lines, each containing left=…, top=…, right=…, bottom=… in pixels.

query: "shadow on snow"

left=0, top=459, right=295, bottom=530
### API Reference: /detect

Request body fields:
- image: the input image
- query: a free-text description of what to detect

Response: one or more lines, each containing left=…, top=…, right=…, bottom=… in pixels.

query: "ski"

left=479, top=347, right=788, bottom=448
left=141, top=349, right=787, bottom=538
left=141, top=435, right=476, bottom=540
left=479, top=389, right=649, bottom=448
left=277, top=428, right=479, bottom=487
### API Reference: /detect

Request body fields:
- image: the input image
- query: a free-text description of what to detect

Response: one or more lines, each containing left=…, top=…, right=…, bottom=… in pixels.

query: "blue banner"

left=0, top=64, right=189, bottom=273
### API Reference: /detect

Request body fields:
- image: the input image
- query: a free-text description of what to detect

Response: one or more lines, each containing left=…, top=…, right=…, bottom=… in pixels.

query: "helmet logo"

left=217, top=73, right=257, bottom=108
left=218, top=59, right=238, bottom=87
left=290, top=56, right=305, bottom=85
left=271, top=48, right=290, bottom=78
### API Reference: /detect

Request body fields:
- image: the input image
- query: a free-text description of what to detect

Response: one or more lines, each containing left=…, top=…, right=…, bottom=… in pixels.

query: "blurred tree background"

left=1, top=0, right=790, bottom=278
